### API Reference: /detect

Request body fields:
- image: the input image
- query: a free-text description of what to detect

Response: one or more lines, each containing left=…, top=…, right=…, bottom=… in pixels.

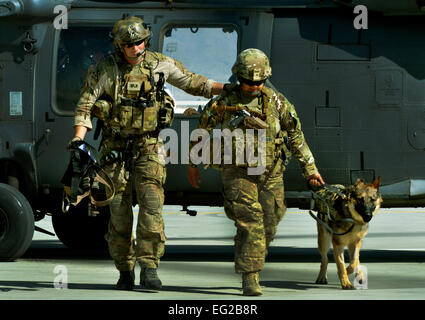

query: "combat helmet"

left=232, top=48, right=272, bottom=82
left=111, top=16, right=151, bottom=49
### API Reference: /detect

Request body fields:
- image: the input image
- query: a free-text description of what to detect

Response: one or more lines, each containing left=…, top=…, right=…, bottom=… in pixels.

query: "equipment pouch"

left=124, top=74, right=151, bottom=98
left=243, top=116, right=269, bottom=129
left=119, top=105, right=133, bottom=128
left=164, top=94, right=175, bottom=125
left=92, top=100, right=112, bottom=121
left=159, top=105, right=174, bottom=129
left=158, top=91, right=175, bottom=128
left=132, top=106, right=143, bottom=129
left=143, top=106, right=159, bottom=132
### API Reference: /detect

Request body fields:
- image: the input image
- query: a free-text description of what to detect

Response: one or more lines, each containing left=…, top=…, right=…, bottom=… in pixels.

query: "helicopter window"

left=162, top=26, right=238, bottom=113
left=55, top=26, right=114, bottom=113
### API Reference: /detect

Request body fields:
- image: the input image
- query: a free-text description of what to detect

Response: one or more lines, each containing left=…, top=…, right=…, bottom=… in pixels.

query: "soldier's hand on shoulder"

left=223, top=83, right=236, bottom=93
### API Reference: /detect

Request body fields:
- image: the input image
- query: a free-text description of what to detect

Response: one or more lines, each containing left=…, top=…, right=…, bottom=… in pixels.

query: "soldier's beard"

left=240, top=82, right=263, bottom=97
left=241, top=89, right=261, bottom=97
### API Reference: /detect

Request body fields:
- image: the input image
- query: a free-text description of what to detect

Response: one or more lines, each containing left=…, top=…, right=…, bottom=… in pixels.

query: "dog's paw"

left=315, top=276, right=328, bottom=285
left=341, top=283, right=355, bottom=290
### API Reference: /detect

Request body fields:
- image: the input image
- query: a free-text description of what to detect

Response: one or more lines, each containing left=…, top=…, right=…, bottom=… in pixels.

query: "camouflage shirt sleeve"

left=278, top=94, right=318, bottom=178
left=197, top=96, right=224, bottom=133
left=188, top=96, right=224, bottom=166
left=159, top=54, right=215, bottom=98
left=73, top=62, right=108, bottom=130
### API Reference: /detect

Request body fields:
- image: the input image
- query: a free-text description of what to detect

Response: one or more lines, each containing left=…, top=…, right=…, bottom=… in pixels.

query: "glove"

left=67, top=136, right=83, bottom=151
left=223, top=83, right=236, bottom=93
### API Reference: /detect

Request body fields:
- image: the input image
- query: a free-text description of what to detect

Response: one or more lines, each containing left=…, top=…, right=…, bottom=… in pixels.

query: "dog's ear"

left=372, top=176, right=381, bottom=189
left=356, top=178, right=364, bottom=186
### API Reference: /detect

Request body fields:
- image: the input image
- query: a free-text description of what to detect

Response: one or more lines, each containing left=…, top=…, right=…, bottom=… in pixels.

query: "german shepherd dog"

left=312, top=177, right=382, bottom=289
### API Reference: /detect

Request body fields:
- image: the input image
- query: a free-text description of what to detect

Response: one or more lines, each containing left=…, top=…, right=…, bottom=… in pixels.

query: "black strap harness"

left=61, top=141, right=115, bottom=213
left=309, top=184, right=356, bottom=236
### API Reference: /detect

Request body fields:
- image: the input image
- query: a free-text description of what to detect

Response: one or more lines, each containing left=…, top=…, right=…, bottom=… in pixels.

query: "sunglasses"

left=125, top=39, right=144, bottom=48
left=240, top=78, right=265, bottom=86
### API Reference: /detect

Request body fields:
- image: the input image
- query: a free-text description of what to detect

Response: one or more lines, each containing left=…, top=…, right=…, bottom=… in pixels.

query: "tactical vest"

left=217, top=86, right=291, bottom=170
left=98, top=53, right=174, bottom=137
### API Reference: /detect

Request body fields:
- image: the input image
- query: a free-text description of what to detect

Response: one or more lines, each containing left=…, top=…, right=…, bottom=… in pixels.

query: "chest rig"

left=219, top=86, right=290, bottom=170
left=108, top=56, right=174, bottom=137
left=261, top=87, right=291, bottom=170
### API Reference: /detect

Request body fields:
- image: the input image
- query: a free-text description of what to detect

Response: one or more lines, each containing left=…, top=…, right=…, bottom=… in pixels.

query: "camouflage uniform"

left=194, top=49, right=318, bottom=275
left=73, top=17, right=215, bottom=274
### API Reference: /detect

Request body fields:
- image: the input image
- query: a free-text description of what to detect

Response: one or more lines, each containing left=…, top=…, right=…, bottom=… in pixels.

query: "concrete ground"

left=1, top=207, right=424, bottom=301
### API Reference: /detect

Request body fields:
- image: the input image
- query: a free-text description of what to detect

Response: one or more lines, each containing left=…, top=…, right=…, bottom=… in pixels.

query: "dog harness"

left=309, top=184, right=356, bottom=236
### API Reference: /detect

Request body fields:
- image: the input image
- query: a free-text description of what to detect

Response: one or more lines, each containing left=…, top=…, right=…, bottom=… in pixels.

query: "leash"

left=308, top=184, right=356, bottom=236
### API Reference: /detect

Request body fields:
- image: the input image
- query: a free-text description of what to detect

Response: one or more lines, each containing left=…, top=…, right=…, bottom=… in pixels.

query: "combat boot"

left=116, top=270, right=135, bottom=291
left=242, top=272, right=262, bottom=296
left=140, top=267, right=162, bottom=290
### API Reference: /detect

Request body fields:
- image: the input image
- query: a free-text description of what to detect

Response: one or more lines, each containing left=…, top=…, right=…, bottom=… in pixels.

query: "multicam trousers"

left=102, top=141, right=166, bottom=272
left=221, top=166, right=287, bottom=274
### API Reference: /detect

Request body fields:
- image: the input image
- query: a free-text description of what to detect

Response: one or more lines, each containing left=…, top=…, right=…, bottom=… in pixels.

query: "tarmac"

left=1, top=206, right=425, bottom=305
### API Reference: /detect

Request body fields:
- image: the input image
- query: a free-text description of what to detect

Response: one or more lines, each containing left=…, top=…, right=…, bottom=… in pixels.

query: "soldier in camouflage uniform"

left=187, top=49, right=324, bottom=296
left=70, top=16, right=224, bottom=291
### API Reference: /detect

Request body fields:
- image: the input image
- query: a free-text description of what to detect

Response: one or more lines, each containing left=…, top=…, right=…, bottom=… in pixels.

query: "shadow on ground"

left=22, top=240, right=425, bottom=262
